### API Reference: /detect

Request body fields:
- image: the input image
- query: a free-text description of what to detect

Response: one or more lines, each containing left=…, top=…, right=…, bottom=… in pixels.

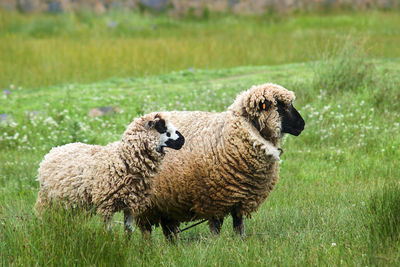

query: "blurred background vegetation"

left=1, top=1, right=400, bottom=90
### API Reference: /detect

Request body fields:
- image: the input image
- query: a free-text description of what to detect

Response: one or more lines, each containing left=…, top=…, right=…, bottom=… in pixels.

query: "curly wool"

left=136, top=83, right=296, bottom=230
left=35, top=113, right=165, bottom=218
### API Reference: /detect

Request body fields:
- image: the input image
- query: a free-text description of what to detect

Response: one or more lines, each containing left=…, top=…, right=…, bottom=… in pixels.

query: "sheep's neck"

left=251, top=118, right=279, bottom=146
left=259, top=128, right=279, bottom=146
left=118, top=141, right=162, bottom=179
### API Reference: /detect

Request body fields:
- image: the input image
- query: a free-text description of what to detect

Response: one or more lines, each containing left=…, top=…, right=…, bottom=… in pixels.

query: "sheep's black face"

left=276, top=101, right=305, bottom=136
left=154, top=119, right=185, bottom=154
left=251, top=99, right=305, bottom=139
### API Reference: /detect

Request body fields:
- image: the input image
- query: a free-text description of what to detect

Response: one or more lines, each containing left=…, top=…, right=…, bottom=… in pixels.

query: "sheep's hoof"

left=209, top=218, right=224, bottom=236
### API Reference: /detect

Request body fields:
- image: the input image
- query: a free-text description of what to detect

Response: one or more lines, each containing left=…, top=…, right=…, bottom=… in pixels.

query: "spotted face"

left=152, top=118, right=185, bottom=154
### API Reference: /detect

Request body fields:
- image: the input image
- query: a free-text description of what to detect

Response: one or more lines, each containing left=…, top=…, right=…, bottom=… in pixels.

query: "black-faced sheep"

left=135, top=83, right=305, bottom=239
left=35, top=113, right=185, bottom=234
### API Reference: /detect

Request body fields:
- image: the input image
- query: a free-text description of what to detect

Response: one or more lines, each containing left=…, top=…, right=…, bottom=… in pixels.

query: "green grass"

left=313, top=40, right=376, bottom=93
left=1, top=36, right=400, bottom=265
left=1, top=10, right=400, bottom=266
left=1, top=10, right=400, bottom=89
left=368, top=183, right=400, bottom=250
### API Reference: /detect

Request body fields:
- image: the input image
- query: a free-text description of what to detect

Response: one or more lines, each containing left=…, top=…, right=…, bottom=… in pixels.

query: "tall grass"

left=1, top=208, right=133, bottom=265
left=367, top=183, right=400, bottom=264
left=1, top=57, right=400, bottom=265
left=312, top=39, right=375, bottom=93
left=368, top=183, right=400, bottom=243
left=1, top=11, right=400, bottom=89
left=312, top=39, right=400, bottom=112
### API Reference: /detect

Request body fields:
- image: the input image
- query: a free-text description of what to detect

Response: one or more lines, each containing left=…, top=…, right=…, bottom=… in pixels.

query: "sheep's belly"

left=196, top=174, right=278, bottom=218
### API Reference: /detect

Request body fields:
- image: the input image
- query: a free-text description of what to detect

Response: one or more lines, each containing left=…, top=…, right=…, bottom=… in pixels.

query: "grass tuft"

left=368, top=183, right=400, bottom=244
left=366, top=183, right=400, bottom=265
left=371, top=68, right=400, bottom=111
left=312, top=39, right=375, bottom=93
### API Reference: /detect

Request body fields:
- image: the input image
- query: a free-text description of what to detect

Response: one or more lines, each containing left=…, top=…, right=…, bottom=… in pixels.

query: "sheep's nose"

left=174, top=131, right=185, bottom=149
left=165, top=131, right=185, bottom=150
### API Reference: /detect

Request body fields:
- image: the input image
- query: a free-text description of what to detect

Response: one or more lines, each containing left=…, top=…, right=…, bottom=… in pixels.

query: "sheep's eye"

left=166, top=132, right=171, bottom=137
left=259, top=100, right=271, bottom=111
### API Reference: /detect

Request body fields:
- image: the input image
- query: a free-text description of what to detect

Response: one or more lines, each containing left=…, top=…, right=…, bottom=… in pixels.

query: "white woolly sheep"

left=135, top=83, right=305, bottom=239
left=35, top=112, right=185, bottom=233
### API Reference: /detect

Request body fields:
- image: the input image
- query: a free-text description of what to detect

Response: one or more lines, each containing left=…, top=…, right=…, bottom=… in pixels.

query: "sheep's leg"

left=231, top=211, right=246, bottom=239
left=34, top=197, right=44, bottom=217
left=124, top=209, right=134, bottom=237
left=103, top=215, right=114, bottom=232
left=139, top=224, right=152, bottom=239
left=135, top=218, right=153, bottom=239
left=34, top=190, right=51, bottom=217
left=209, top=217, right=224, bottom=235
left=160, top=216, right=180, bottom=240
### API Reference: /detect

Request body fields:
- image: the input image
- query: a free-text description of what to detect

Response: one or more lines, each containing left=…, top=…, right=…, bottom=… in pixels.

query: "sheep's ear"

left=259, top=100, right=272, bottom=111
left=146, top=120, right=155, bottom=129
left=154, top=119, right=167, bottom=133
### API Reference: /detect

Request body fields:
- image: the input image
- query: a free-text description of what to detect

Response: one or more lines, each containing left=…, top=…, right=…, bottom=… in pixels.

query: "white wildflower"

left=43, top=117, right=58, bottom=126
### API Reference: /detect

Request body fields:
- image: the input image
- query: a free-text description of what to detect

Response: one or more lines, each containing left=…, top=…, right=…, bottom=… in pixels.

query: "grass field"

left=1, top=10, right=400, bottom=89
left=1, top=10, right=400, bottom=266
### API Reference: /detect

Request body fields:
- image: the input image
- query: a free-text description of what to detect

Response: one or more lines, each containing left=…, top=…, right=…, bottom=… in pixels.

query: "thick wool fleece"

left=136, top=83, right=296, bottom=229
left=35, top=113, right=165, bottom=219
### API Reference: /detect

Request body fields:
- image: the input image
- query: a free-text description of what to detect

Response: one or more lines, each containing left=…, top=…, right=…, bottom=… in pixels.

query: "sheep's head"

left=229, top=83, right=305, bottom=143
left=145, top=114, right=185, bottom=155
left=123, top=113, right=185, bottom=159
